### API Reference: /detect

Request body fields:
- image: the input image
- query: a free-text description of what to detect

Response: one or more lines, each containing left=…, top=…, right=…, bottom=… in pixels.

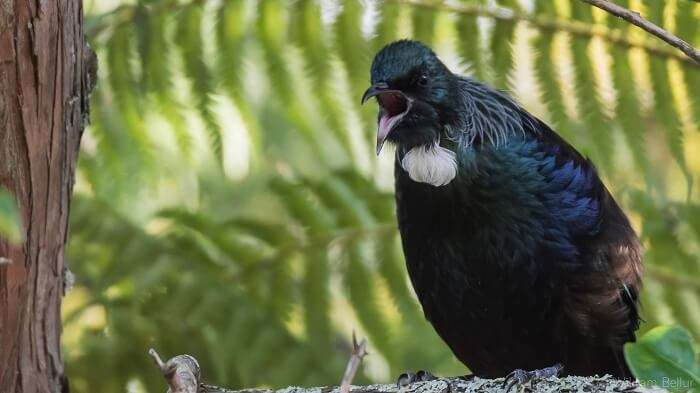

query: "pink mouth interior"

left=377, top=92, right=408, bottom=116
left=376, top=92, right=409, bottom=142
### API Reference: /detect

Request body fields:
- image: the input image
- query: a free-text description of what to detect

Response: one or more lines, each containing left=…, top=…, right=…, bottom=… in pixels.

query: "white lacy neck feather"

left=400, top=143, right=457, bottom=187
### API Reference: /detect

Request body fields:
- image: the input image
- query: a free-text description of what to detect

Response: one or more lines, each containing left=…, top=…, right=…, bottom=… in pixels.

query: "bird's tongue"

left=375, top=91, right=408, bottom=154
left=377, top=114, right=400, bottom=147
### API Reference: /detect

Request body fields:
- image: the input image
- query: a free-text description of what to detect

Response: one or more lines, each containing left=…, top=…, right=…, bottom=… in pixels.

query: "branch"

left=391, top=0, right=697, bottom=67
left=149, top=350, right=659, bottom=393
left=578, top=0, right=700, bottom=64
left=339, top=333, right=368, bottom=393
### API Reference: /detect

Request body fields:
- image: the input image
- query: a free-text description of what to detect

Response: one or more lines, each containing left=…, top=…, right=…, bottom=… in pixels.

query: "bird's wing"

left=527, top=117, right=643, bottom=346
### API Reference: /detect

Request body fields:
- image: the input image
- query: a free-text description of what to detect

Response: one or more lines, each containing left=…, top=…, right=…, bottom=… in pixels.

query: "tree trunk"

left=0, top=1, right=95, bottom=392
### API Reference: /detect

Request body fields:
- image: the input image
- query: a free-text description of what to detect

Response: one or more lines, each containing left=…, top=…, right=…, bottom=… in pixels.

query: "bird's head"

left=362, top=40, right=459, bottom=155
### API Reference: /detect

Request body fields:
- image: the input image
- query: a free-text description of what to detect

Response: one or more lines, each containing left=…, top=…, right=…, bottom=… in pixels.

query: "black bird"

left=361, top=40, right=642, bottom=386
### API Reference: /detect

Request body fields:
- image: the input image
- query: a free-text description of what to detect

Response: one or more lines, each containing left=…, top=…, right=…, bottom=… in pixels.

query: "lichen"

left=222, top=376, right=665, bottom=393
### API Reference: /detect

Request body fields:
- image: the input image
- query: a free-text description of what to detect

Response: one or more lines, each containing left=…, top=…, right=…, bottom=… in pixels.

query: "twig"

left=339, top=332, right=369, bottom=393
left=391, top=0, right=698, bottom=67
left=578, top=0, right=700, bottom=64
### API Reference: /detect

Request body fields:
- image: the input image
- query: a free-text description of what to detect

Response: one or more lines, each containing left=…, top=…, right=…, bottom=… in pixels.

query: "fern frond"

left=372, top=1, right=401, bottom=53
left=256, top=0, right=331, bottom=163
left=175, top=4, right=224, bottom=164
left=106, top=27, right=155, bottom=172
left=565, top=1, right=616, bottom=171
left=216, top=0, right=263, bottom=164
left=456, top=14, right=485, bottom=80
left=134, top=9, right=193, bottom=158
left=411, top=5, right=437, bottom=46
left=333, top=0, right=374, bottom=141
left=674, top=1, right=700, bottom=124
left=345, top=244, right=397, bottom=364
left=488, top=0, right=519, bottom=88
left=291, top=0, right=355, bottom=162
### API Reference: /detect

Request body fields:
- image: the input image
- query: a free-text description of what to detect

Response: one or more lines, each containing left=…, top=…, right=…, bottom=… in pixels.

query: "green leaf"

left=625, top=325, right=700, bottom=392
left=0, top=190, right=22, bottom=244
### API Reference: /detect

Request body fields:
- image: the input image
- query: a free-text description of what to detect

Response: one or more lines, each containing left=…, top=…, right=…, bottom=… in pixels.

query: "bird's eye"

left=418, top=74, right=429, bottom=86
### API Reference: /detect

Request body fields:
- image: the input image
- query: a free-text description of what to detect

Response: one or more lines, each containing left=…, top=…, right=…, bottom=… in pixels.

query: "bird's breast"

left=394, top=159, right=558, bottom=321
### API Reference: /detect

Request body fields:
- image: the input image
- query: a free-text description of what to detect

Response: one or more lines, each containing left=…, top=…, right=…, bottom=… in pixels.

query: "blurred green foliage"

left=66, top=0, right=700, bottom=392
left=625, top=325, right=699, bottom=392
left=0, top=190, right=22, bottom=244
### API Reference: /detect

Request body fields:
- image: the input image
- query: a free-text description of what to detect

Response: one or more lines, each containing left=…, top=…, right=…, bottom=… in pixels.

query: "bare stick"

left=579, top=0, right=700, bottom=64
left=150, top=348, right=167, bottom=370
left=339, top=332, right=369, bottom=393
left=149, top=348, right=201, bottom=393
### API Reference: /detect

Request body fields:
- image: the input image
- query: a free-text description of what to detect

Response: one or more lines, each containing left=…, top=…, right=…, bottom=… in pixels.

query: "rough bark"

left=0, top=1, right=95, bottom=392
left=151, top=351, right=665, bottom=393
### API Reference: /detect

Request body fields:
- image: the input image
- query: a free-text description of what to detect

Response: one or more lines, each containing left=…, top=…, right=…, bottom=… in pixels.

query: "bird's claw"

left=503, top=369, right=529, bottom=393
left=396, top=370, right=436, bottom=387
left=502, top=363, right=563, bottom=392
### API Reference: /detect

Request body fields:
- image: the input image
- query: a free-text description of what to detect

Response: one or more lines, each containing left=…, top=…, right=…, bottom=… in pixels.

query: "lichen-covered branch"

left=149, top=350, right=665, bottom=393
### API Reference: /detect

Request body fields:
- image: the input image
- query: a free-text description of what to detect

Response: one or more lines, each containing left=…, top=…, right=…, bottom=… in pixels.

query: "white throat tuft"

left=400, top=143, right=457, bottom=187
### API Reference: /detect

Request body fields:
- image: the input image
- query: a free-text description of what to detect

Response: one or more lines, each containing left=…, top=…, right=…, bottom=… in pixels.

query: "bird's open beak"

left=361, top=83, right=410, bottom=155
left=361, top=82, right=389, bottom=105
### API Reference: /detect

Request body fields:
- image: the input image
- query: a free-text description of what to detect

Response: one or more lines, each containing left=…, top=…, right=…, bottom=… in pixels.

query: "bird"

left=361, top=40, right=643, bottom=388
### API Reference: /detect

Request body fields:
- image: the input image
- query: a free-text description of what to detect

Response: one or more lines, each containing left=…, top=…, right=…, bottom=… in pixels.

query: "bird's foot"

left=502, top=363, right=563, bottom=392
left=396, top=370, right=437, bottom=387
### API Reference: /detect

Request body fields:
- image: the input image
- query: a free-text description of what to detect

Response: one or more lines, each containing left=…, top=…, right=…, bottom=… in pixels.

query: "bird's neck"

left=398, top=141, right=458, bottom=187
left=394, top=77, right=537, bottom=187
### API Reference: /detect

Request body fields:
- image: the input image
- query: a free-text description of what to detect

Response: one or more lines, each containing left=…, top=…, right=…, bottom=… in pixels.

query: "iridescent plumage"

left=364, top=40, right=642, bottom=379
